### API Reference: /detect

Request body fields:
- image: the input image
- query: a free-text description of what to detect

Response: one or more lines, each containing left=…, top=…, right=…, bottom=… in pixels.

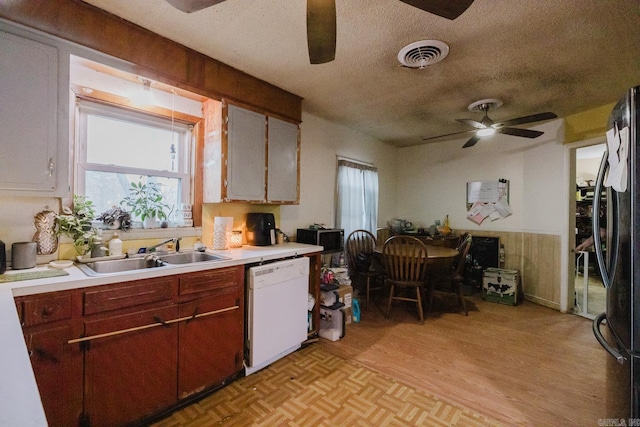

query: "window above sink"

left=70, top=54, right=208, bottom=229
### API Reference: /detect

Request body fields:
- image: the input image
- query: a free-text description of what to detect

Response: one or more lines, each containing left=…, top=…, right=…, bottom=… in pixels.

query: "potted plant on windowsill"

left=97, top=206, right=132, bottom=231
left=121, top=179, right=171, bottom=229
left=55, top=195, right=99, bottom=255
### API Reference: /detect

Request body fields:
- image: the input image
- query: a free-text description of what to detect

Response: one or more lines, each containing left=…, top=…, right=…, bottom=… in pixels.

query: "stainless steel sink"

left=159, top=252, right=229, bottom=264
left=76, top=252, right=230, bottom=276
left=77, top=257, right=168, bottom=276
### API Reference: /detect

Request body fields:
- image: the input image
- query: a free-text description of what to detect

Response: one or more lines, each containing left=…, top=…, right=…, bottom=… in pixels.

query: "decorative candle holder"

left=230, top=230, right=242, bottom=248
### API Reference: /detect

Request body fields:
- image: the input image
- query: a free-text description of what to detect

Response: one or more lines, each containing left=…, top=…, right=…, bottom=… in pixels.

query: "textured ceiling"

left=81, top=0, right=640, bottom=147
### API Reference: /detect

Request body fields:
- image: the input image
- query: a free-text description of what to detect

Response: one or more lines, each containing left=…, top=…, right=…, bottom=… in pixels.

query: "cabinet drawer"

left=179, top=266, right=243, bottom=296
left=84, top=304, right=178, bottom=337
left=178, top=292, right=240, bottom=318
left=23, top=293, right=72, bottom=327
left=84, top=277, right=174, bottom=315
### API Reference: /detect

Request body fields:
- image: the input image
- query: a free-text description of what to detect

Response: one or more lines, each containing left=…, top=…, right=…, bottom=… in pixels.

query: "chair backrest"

left=453, top=234, right=472, bottom=276
left=382, top=235, right=428, bottom=284
left=346, top=229, right=377, bottom=274
left=376, top=228, right=393, bottom=244
left=456, top=232, right=470, bottom=249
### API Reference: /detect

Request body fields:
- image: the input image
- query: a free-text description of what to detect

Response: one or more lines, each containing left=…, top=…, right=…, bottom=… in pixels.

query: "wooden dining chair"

left=428, top=233, right=472, bottom=316
left=376, top=227, right=393, bottom=244
left=346, top=229, right=384, bottom=310
left=382, top=235, right=429, bottom=324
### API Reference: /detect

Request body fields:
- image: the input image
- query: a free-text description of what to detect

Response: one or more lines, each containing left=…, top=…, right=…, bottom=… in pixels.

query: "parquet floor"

left=153, top=344, right=502, bottom=426
left=153, top=294, right=606, bottom=427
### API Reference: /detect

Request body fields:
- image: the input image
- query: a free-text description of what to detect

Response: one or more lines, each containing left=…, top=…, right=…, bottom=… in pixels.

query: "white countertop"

left=0, top=243, right=322, bottom=426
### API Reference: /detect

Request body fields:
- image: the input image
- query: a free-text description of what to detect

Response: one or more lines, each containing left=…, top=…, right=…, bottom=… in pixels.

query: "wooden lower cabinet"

left=23, top=323, right=83, bottom=427
left=18, top=266, right=245, bottom=426
left=83, top=304, right=179, bottom=427
left=178, top=293, right=243, bottom=398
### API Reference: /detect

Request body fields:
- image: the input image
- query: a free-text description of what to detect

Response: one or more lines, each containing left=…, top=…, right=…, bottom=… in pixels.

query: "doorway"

left=572, top=142, right=606, bottom=319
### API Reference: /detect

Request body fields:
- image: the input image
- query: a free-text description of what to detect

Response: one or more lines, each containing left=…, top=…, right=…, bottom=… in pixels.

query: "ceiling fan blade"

left=456, top=118, right=486, bottom=130
left=462, top=134, right=481, bottom=148
left=497, top=127, right=544, bottom=138
left=421, top=129, right=476, bottom=141
left=307, top=0, right=336, bottom=64
left=498, top=112, right=558, bottom=127
left=165, top=0, right=228, bottom=13
left=398, top=0, right=474, bottom=20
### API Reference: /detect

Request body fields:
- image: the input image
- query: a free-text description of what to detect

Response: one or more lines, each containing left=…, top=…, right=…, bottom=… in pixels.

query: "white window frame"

left=75, top=99, right=192, bottom=212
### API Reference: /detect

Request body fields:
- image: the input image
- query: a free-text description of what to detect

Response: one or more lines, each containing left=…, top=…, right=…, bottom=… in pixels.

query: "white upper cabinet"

left=267, top=117, right=299, bottom=203
left=0, top=29, right=67, bottom=196
left=204, top=101, right=299, bottom=204
left=226, top=104, right=267, bottom=202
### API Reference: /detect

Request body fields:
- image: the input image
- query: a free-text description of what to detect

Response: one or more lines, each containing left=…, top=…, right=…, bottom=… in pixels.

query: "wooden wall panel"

left=0, top=0, right=302, bottom=122
left=458, top=229, right=561, bottom=309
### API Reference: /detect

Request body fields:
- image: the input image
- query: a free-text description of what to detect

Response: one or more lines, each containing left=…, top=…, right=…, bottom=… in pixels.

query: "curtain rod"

left=336, top=155, right=374, bottom=167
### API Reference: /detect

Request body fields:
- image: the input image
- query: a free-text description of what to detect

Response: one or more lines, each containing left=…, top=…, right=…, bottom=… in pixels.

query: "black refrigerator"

left=593, top=85, right=640, bottom=419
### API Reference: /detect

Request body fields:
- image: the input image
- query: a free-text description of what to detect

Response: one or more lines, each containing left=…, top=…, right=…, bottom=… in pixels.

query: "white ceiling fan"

left=422, top=99, right=558, bottom=148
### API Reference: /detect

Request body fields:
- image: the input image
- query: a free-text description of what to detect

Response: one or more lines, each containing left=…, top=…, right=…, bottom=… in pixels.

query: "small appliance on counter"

left=11, top=242, right=37, bottom=270
left=246, top=213, right=276, bottom=246
left=296, top=227, right=344, bottom=253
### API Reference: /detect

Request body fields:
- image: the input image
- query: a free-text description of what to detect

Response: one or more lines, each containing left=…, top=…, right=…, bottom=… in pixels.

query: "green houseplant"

left=55, top=195, right=99, bottom=255
left=121, top=179, right=171, bottom=228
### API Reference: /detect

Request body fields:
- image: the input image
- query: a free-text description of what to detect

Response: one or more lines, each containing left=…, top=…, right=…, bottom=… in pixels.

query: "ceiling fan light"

left=477, top=128, right=496, bottom=137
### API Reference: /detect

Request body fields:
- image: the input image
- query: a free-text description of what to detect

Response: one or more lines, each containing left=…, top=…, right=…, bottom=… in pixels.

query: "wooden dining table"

left=373, top=244, right=458, bottom=266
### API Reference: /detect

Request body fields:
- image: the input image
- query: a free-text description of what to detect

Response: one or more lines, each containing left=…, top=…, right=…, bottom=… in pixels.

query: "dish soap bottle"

left=194, top=237, right=205, bottom=252
left=108, top=232, right=123, bottom=257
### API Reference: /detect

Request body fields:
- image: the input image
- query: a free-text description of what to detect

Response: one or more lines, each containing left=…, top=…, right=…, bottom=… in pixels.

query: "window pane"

left=86, top=115, right=180, bottom=172
left=85, top=171, right=180, bottom=220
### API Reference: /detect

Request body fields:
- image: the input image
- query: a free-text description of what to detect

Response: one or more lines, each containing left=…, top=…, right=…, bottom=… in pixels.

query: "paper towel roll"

left=213, top=217, right=233, bottom=249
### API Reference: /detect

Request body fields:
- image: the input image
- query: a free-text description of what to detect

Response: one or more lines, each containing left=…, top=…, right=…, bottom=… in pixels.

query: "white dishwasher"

left=245, top=257, right=309, bottom=375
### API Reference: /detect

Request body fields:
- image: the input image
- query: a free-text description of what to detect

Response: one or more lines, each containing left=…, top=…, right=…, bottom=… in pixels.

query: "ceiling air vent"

left=397, top=40, right=449, bottom=69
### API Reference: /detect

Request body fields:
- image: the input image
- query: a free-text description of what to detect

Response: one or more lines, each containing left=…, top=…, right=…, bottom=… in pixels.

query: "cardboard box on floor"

left=482, top=268, right=520, bottom=306
left=320, top=284, right=353, bottom=309
left=336, top=284, right=353, bottom=325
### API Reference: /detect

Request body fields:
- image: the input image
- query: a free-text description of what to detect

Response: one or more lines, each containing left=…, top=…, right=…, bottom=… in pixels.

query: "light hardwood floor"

left=320, top=293, right=607, bottom=426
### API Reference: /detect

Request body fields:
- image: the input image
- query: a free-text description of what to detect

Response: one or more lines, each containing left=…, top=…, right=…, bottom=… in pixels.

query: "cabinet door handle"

left=185, top=308, right=199, bottom=324
left=41, top=306, right=55, bottom=317
left=48, top=158, right=54, bottom=178
left=154, top=316, right=170, bottom=328
left=30, top=347, right=60, bottom=364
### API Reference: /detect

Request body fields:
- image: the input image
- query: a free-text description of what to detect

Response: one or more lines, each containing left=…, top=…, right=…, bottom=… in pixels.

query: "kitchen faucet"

left=145, top=237, right=181, bottom=253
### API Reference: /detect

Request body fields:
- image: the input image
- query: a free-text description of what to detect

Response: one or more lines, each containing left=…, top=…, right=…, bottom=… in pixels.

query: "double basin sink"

left=77, top=252, right=229, bottom=276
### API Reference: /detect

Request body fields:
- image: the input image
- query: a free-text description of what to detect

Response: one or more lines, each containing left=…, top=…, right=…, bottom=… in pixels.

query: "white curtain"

left=336, top=160, right=379, bottom=240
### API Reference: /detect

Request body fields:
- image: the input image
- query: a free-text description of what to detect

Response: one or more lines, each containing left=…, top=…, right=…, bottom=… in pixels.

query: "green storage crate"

left=482, top=268, right=519, bottom=306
